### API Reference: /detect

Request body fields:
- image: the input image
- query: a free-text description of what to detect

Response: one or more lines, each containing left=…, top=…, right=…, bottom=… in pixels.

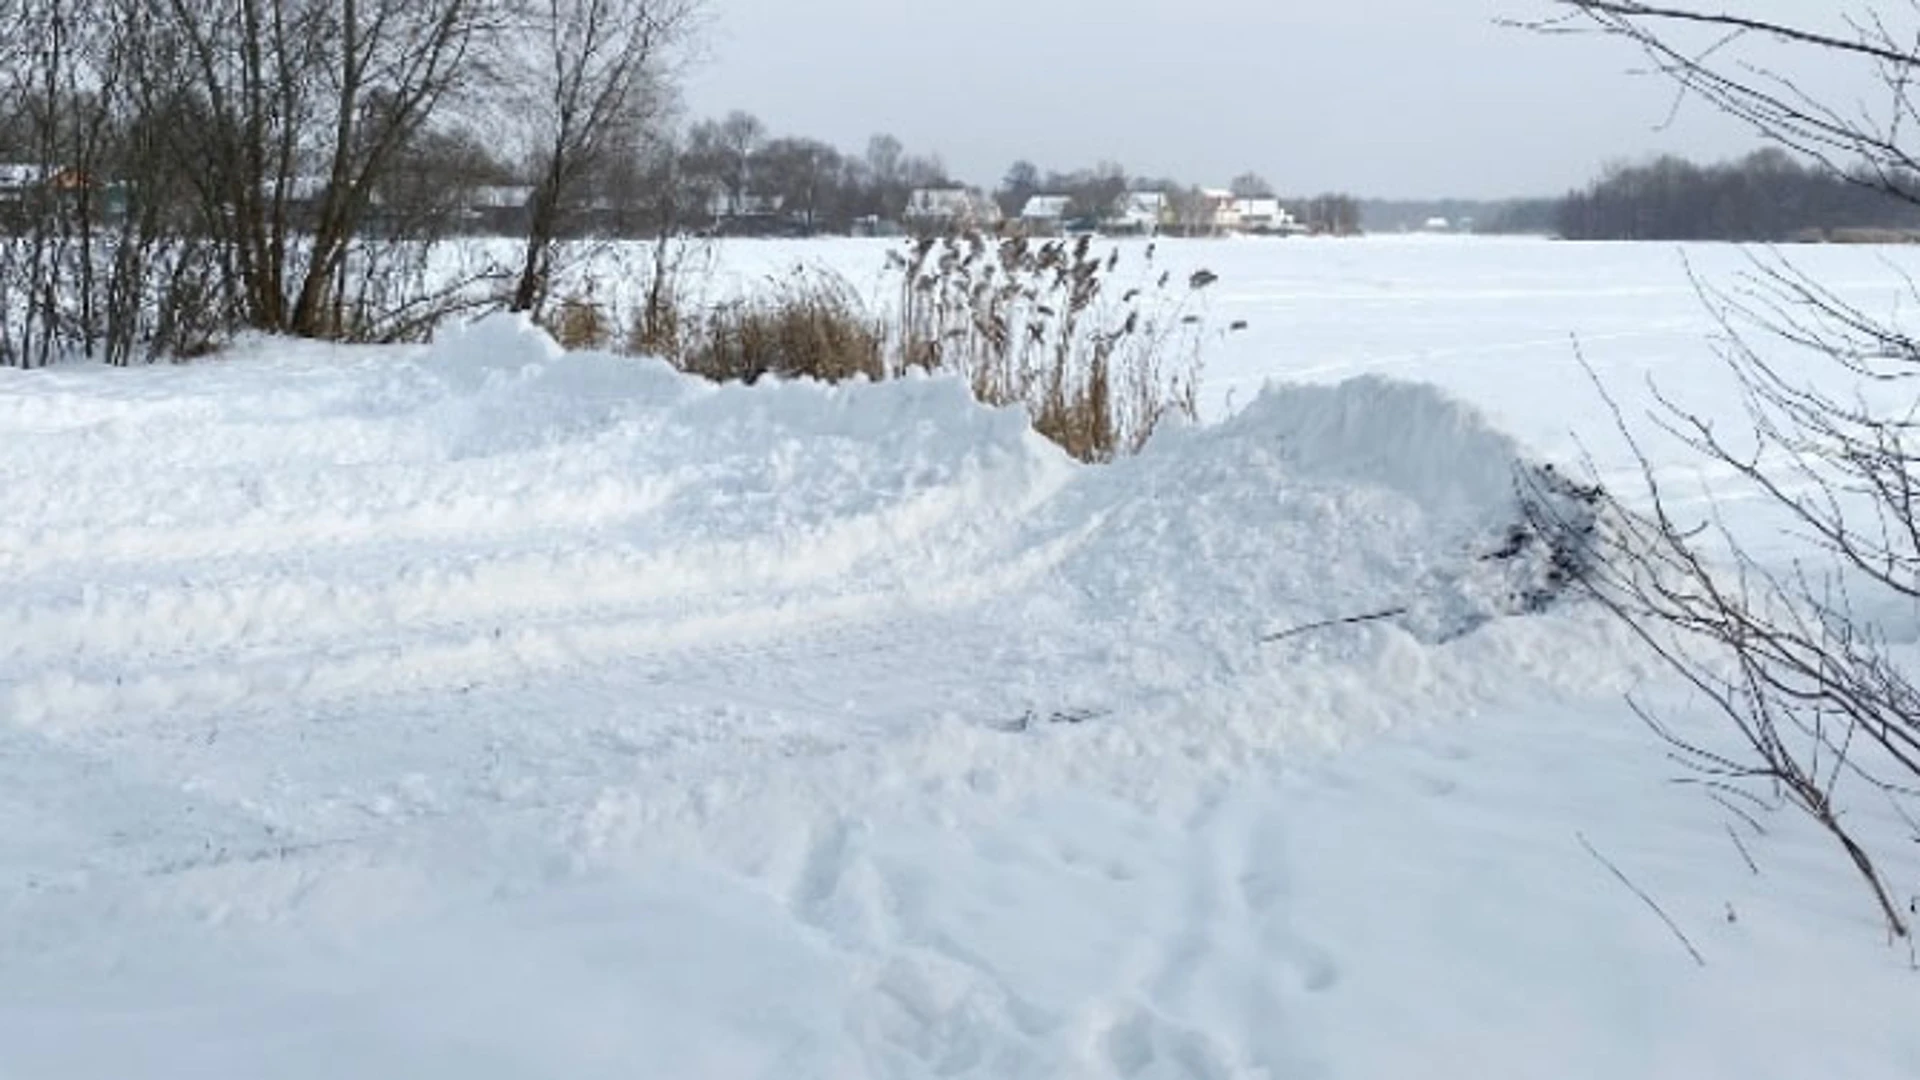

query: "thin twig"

left=1578, top=831, right=1709, bottom=967
left=1260, top=607, right=1408, bottom=644
left=1705, top=789, right=1771, bottom=836
left=1726, top=824, right=1762, bottom=875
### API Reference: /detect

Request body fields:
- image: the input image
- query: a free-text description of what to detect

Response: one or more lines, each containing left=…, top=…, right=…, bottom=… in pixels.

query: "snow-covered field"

left=2, top=236, right=1917, bottom=1079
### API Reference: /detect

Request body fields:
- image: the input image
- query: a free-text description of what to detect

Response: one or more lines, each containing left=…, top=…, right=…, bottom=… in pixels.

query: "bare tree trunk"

left=503, top=0, right=701, bottom=318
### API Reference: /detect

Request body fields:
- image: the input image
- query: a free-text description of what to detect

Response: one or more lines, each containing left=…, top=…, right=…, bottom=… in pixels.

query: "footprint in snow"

left=1100, top=1006, right=1236, bottom=1080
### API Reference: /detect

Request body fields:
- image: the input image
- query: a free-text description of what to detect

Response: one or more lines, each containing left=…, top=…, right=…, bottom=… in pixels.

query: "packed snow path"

left=1, top=316, right=1915, bottom=1078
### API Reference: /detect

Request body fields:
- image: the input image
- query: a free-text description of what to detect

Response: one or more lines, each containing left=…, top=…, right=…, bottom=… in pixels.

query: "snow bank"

left=1, top=316, right=1592, bottom=737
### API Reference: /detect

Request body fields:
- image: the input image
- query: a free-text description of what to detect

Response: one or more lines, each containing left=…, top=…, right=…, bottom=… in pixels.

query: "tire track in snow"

left=3, top=511, right=1097, bottom=732
left=4, top=452, right=1095, bottom=730
left=0, top=469, right=683, bottom=580
left=0, top=473, right=1084, bottom=668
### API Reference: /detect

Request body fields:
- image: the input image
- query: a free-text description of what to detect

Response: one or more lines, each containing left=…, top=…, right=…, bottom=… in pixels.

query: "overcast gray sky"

left=680, top=0, right=1781, bottom=199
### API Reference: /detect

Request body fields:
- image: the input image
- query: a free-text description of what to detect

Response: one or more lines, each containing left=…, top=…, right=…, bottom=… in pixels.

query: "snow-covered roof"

left=1020, top=194, right=1072, bottom=220
left=1111, top=192, right=1168, bottom=226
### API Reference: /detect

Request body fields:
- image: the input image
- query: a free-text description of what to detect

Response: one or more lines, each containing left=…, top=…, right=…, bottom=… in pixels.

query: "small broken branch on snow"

left=1579, top=831, right=1709, bottom=967
left=1259, top=607, right=1409, bottom=644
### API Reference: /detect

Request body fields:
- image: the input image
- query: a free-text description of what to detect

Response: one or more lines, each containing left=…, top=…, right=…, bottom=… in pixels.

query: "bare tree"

left=1230, top=171, right=1274, bottom=199
left=750, top=137, right=838, bottom=233
left=620, top=127, right=711, bottom=357
left=716, top=109, right=765, bottom=217
left=1530, top=3, right=1920, bottom=203
left=127, top=0, right=498, bottom=338
left=504, top=0, right=701, bottom=315
left=865, top=133, right=902, bottom=189
left=864, top=132, right=906, bottom=220
left=995, top=159, right=1040, bottom=219
left=2, top=0, right=713, bottom=362
left=1527, top=1, right=1920, bottom=937
left=0, top=0, right=153, bottom=367
left=0, top=0, right=505, bottom=362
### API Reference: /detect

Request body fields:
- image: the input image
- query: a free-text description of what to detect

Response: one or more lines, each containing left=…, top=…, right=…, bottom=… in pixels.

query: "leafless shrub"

left=619, top=143, right=715, bottom=358
left=546, top=288, right=614, bottom=350
left=673, top=269, right=884, bottom=385
left=503, top=0, right=704, bottom=318
left=626, top=267, right=685, bottom=358
left=1522, top=0, right=1920, bottom=941
left=1525, top=260, right=1920, bottom=940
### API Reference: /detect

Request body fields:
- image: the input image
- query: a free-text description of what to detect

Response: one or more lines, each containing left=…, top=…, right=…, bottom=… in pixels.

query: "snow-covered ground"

left=2, top=237, right=1917, bottom=1078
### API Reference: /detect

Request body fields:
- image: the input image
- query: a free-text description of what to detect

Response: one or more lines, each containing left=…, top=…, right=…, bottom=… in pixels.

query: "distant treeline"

left=1553, top=150, right=1920, bottom=241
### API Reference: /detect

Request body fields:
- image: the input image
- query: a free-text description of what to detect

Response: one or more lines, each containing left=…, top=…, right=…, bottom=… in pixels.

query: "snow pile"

left=2, top=315, right=1596, bottom=738
left=1047, top=372, right=1589, bottom=636
left=965, top=371, right=1613, bottom=742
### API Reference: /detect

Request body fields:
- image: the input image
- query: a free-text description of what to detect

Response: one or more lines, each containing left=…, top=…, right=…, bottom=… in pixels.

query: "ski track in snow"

left=3, top=258, right=1919, bottom=1077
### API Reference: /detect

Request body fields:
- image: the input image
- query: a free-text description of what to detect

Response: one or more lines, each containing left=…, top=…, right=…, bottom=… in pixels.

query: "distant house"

left=0, top=164, right=47, bottom=191
left=1197, top=189, right=1242, bottom=235
left=1422, top=216, right=1452, bottom=232
left=698, top=191, right=796, bottom=235
left=1018, top=194, right=1073, bottom=235
left=470, top=185, right=534, bottom=211
left=1234, top=197, right=1301, bottom=235
left=465, top=185, right=534, bottom=233
left=0, top=163, right=104, bottom=196
left=0, top=163, right=116, bottom=225
left=0, top=165, right=44, bottom=220
left=905, top=187, right=1000, bottom=232
left=706, top=191, right=786, bottom=221
left=850, top=214, right=904, bottom=238
left=1109, top=191, right=1170, bottom=235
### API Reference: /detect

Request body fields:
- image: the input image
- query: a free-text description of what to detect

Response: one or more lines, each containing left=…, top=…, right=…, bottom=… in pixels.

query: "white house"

left=1196, top=189, right=1241, bottom=234
left=705, top=191, right=786, bottom=221
left=905, top=187, right=1000, bottom=230
left=1234, top=197, right=1301, bottom=234
left=1018, top=194, right=1073, bottom=233
left=1110, top=191, right=1169, bottom=234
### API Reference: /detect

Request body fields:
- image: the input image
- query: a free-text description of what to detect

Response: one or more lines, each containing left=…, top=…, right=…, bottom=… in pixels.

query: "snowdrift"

left=1, top=314, right=1598, bottom=736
